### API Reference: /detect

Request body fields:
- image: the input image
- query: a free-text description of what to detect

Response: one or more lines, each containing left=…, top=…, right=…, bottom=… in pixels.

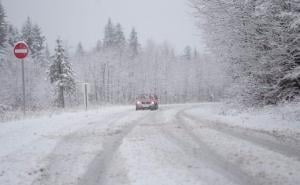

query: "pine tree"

left=76, top=42, right=85, bottom=56
left=0, top=2, right=7, bottom=53
left=7, top=25, right=19, bottom=47
left=271, top=0, right=300, bottom=102
left=183, top=46, right=192, bottom=61
left=49, top=39, right=75, bottom=108
left=103, top=18, right=115, bottom=49
left=21, top=17, right=45, bottom=62
left=44, top=44, right=51, bottom=65
left=114, top=23, right=126, bottom=50
left=31, top=24, right=45, bottom=61
left=21, top=17, right=33, bottom=50
left=128, top=28, right=139, bottom=58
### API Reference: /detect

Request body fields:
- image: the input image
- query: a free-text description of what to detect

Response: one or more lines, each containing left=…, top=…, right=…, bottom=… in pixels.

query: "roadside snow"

left=0, top=106, right=131, bottom=185
left=185, top=102, right=300, bottom=140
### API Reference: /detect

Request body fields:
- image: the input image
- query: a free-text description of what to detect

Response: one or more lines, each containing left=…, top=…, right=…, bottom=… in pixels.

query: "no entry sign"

left=14, top=41, right=29, bottom=59
left=14, top=41, right=29, bottom=116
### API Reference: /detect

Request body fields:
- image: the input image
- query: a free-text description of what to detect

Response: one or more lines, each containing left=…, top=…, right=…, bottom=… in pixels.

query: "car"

left=136, top=94, right=159, bottom=111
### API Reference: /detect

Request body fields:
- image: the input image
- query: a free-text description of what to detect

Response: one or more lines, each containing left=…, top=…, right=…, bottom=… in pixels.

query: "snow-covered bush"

left=0, top=104, right=12, bottom=114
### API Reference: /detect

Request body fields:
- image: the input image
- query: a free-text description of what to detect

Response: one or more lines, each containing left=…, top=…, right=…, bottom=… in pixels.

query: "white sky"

left=2, top=0, right=203, bottom=53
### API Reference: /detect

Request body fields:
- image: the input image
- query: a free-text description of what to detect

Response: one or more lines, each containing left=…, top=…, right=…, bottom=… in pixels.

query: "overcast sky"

left=2, top=0, right=203, bottom=53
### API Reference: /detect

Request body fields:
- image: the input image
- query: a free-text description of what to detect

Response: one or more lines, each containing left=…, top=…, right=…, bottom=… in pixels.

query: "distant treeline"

left=0, top=1, right=226, bottom=116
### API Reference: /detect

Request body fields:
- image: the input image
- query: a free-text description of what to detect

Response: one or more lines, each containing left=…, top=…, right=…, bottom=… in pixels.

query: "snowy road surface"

left=0, top=104, right=300, bottom=185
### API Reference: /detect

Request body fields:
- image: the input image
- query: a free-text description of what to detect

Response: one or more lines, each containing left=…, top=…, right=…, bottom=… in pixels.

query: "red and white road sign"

left=14, top=41, right=29, bottom=59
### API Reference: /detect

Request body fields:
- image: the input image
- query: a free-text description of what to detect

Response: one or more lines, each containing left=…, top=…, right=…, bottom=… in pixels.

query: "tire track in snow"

left=31, top=110, right=136, bottom=185
left=159, top=109, right=260, bottom=185
left=181, top=111, right=300, bottom=161
left=76, top=112, right=152, bottom=185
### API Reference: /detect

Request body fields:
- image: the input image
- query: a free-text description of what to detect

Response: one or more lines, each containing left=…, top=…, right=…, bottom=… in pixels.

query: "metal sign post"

left=14, top=41, right=29, bottom=116
left=21, top=59, right=26, bottom=115
left=84, top=83, right=88, bottom=111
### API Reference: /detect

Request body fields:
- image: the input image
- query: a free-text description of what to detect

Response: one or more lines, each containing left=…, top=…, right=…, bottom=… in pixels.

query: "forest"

left=0, top=0, right=299, bottom=119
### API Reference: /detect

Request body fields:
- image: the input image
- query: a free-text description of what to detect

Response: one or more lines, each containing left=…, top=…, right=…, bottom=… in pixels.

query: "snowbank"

left=185, top=102, right=300, bottom=140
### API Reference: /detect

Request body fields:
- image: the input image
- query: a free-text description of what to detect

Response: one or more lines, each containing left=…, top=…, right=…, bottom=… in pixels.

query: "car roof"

left=137, top=94, right=157, bottom=96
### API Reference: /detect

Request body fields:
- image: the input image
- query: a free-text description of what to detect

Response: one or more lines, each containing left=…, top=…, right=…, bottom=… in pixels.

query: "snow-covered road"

left=0, top=104, right=300, bottom=185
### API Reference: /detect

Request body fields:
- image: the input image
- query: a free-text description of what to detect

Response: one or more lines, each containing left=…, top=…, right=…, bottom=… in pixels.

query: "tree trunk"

left=59, top=86, right=65, bottom=108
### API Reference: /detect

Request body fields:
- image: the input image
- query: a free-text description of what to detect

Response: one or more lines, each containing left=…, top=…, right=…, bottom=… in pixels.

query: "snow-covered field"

left=0, top=103, right=299, bottom=185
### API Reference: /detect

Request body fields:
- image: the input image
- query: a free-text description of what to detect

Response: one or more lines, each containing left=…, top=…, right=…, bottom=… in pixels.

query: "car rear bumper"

left=136, top=104, right=157, bottom=110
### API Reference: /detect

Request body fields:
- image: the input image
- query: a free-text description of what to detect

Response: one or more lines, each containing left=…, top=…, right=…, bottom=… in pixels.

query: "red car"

left=136, top=94, right=159, bottom=111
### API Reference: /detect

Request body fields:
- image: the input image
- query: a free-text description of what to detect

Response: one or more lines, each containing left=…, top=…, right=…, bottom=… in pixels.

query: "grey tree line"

left=72, top=19, right=226, bottom=105
left=0, top=1, right=226, bottom=117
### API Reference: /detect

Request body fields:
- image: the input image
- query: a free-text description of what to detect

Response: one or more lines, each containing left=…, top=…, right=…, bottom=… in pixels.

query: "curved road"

left=0, top=104, right=299, bottom=185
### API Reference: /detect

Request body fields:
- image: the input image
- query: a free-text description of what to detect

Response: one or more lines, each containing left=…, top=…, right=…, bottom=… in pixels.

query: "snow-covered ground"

left=185, top=102, right=300, bottom=141
left=0, top=103, right=299, bottom=185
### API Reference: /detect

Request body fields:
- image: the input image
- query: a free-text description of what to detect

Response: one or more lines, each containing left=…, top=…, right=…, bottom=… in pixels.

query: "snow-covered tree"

left=7, top=25, right=19, bottom=47
left=0, top=2, right=7, bottom=53
left=183, top=46, right=192, bottom=61
left=21, top=17, right=45, bottom=62
left=114, top=23, right=126, bottom=50
left=128, top=28, right=139, bottom=58
left=269, top=1, right=300, bottom=102
left=76, top=42, right=85, bottom=56
left=21, top=18, right=33, bottom=50
left=31, top=24, right=45, bottom=62
left=190, top=0, right=300, bottom=106
left=103, top=18, right=115, bottom=49
left=49, top=39, right=75, bottom=108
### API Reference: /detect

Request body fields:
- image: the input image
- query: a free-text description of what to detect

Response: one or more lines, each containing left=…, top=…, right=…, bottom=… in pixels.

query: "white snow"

left=185, top=102, right=300, bottom=140
left=0, top=103, right=299, bottom=185
left=0, top=106, right=133, bottom=185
